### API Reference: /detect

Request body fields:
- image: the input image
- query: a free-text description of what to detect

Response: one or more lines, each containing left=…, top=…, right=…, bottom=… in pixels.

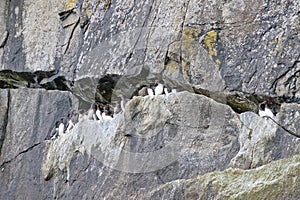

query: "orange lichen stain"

left=204, top=30, right=218, bottom=59
left=63, top=0, right=77, bottom=10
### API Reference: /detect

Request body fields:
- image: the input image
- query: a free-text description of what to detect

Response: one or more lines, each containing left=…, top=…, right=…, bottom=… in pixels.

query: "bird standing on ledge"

left=154, top=80, right=164, bottom=95
left=258, top=101, right=275, bottom=119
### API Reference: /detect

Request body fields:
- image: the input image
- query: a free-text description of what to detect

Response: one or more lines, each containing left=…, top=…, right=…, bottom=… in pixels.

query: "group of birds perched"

left=47, top=79, right=276, bottom=141
left=47, top=80, right=176, bottom=140
left=47, top=103, right=122, bottom=140
left=137, top=80, right=177, bottom=97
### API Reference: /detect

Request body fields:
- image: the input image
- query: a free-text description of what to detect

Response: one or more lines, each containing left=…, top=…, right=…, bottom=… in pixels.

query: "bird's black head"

left=259, top=101, right=266, bottom=110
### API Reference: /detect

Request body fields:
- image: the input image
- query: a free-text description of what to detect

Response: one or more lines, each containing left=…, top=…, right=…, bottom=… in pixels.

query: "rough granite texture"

left=0, top=0, right=299, bottom=199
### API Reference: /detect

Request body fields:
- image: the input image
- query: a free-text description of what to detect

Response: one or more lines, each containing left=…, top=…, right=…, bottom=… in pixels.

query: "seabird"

left=95, top=104, right=102, bottom=121
left=92, top=104, right=98, bottom=121
left=66, top=114, right=74, bottom=132
left=58, top=118, right=65, bottom=135
left=154, top=81, right=164, bottom=95
left=47, top=121, right=60, bottom=140
left=164, top=87, right=170, bottom=95
left=147, top=87, right=154, bottom=97
left=102, top=109, right=112, bottom=121
left=258, top=101, right=275, bottom=119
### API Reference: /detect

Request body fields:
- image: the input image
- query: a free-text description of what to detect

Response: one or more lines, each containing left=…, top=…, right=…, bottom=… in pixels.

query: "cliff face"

left=0, top=0, right=299, bottom=199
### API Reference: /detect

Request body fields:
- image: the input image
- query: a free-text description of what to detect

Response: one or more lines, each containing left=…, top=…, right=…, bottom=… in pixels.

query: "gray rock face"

left=0, top=0, right=299, bottom=199
left=231, top=111, right=300, bottom=169
left=0, top=89, right=74, bottom=200
left=1, top=0, right=298, bottom=103
left=145, top=155, right=300, bottom=199
left=40, top=92, right=240, bottom=198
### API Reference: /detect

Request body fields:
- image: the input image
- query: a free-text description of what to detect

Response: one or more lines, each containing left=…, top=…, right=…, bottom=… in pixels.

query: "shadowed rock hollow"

left=0, top=0, right=299, bottom=199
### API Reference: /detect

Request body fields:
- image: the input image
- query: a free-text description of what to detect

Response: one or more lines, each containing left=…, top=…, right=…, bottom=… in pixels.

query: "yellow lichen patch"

left=165, top=61, right=180, bottom=76
left=204, top=30, right=218, bottom=59
left=82, top=1, right=89, bottom=16
left=183, top=26, right=200, bottom=40
left=181, top=26, right=200, bottom=61
left=180, top=26, right=201, bottom=79
left=104, top=0, right=111, bottom=10
left=63, top=0, right=77, bottom=10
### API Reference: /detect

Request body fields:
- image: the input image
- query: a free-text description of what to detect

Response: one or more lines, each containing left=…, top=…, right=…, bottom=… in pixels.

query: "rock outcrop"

left=146, top=154, right=300, bottom=199
left=0, top=0, right=299, bottom=199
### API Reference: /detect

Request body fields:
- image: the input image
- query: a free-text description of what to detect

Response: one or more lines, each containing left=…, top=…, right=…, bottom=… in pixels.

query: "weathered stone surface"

left=146, top=154, right=300, bottom=200
left=1, top=0, right=298, bottom=101
left=277, top=103, right=300, bottom=137
left=41, top=91, right=241, bottom=198
left=0, top=89, right=8, bottom=154
left=0, top=0, right=299, bottom=199
left=230, top=111, right=300, bottom=169
left=0, top=89, right=75, bottom=200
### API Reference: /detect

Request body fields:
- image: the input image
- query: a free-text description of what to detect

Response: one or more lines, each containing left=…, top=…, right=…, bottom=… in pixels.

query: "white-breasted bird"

left=49, top=120, right=60, bottom=140
left=164, top=87, right=170, bottom=95
left=95, top=104, right=102, bottom=121
left=147, top=87, right=154, bottom=97
left=66, top=114, right=74, bottom=132
left=258, top=101, right=275, bottom=119
left=154, top=81, right=164, bottom=95
left=58, top=118, right=65, bottom=135
left=102, top=110, right=112, bottom=121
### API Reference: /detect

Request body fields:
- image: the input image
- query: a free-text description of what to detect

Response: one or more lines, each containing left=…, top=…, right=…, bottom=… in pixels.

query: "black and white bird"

left=147, top=87, right=154, bottom=97
left=102, top=109, right=113, bottom=121
left=58, top=118, right=65, bottom=135
left=164, top=87, right=171, bottom=95
left=154, top=80, right=164, bottom=95
left=66, top=114, right=74, bottom=132
left=47, top=120, right=60, bottom=140
left=92, top=104, right=98, bottom=121
left=258, top=101, right=275, bottom=119
left=95, top=104, right=102, bottom=121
